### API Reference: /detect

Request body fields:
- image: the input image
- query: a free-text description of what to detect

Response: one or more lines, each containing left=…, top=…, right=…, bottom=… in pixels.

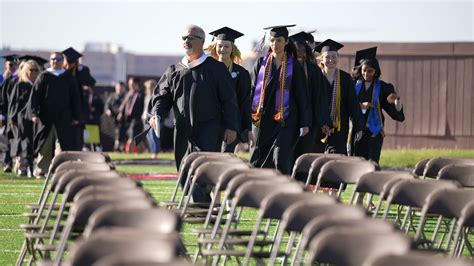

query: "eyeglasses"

left=50, top=56, right=63, bottom=62
left=181, top=35, right=203, bottom=41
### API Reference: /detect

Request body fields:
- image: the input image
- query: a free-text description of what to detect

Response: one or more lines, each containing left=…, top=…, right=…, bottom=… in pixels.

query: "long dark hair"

left=351, top=58, right=382, bottom=81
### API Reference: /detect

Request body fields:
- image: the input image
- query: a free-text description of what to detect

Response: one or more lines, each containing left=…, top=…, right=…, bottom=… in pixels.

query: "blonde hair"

left=18, top=60, right=40, bottom=83
left=205, top=41, right=242, bottom=65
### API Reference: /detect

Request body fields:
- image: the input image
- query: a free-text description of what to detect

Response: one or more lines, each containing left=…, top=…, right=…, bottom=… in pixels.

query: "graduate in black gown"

left=314, top=39, right=364, bottom=155
left=8, top=59, right=42, bottom=176
left=351, top=47, right=405, bottom=163
left=63, top=47, right=96, bottom=151
left=105, top=82, right=126, bottom=151
left=150, top=25, right=239, bottom=202
left=118, top=77, right=145, bottom=152
left=207, top=26, right=253, bottom=153
left=290, top=32, right=331, bottom=169
left=250, top=25, right=311, bottom=175
left=29, top=52, right=82, bottom=177
left=0, top=54, right=19, bottom=172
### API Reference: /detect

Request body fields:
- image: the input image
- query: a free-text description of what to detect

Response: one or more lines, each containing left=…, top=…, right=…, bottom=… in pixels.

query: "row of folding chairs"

left=168, top=152, right=472, bottom=265
left=16, top=151, right=189, bottom=266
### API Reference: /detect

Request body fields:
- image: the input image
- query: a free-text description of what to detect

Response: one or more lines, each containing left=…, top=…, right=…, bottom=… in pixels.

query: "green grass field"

left=1, top=149, right=473, bottom=265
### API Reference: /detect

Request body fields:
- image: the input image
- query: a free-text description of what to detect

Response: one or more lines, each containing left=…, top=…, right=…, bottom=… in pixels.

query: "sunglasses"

left=181, top=34, right=203, bottom=41
left=50, top=56, right=63, bottom=62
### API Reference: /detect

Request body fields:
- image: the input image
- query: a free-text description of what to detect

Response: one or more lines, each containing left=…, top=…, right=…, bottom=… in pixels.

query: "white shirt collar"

left=180, top=53, right=208, bottom=69
left=46, top=68, right=65, bottom=76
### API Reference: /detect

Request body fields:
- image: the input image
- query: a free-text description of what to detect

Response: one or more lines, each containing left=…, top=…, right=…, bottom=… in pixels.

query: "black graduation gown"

left=151, top=56, right=239, bottom=171
left=352, top=80, right=405, bottom=162
left=222, top=63, right=252, bottom=152
left=121, top=90, right=145, bottom=139
left=83, top=91, right=104, bottom=125
left=8, top=81, right=34, bottom=157
left=294, top=61, right=330, bottom=161
left=322, top=69, right=363, bottom=155
left=105, top=92, right=125, bottom=121
left=70, top=65, right=96, bottom=150
left=250, top=55, right=311, bottom=175
left=29, top=70, right=82, bottom=155
left=1, top=76, right=17, bottom=164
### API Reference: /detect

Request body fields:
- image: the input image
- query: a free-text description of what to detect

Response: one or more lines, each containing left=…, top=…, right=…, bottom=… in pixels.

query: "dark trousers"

left=354, top=131, right=384, bottom=163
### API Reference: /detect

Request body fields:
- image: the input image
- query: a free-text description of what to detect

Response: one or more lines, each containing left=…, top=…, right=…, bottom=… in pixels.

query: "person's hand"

left=321, top=125, right=330, bottom=134
left=149, top=116, right=157, bottom=130
left=10, top=123, right=16, bottom=128
left=360, top=102, right=374, bottom=109
left=71, top=120, right=79, bottom=126
left=248, top=131, right=256, bottom=148
left=32, top=117, right=41, bottom=124
left=224, top=129, right=237, bottom=144
left=355, top=130, right=363, bottom=141
left=0, top=120, right=3, bottom=127
left=300, top=127, right=309, bottom=137
left=105, top=110, right=112, bottom=116
left=387, top=93, right=399, bottom=104
left=116, top=113, right=122, bottom=122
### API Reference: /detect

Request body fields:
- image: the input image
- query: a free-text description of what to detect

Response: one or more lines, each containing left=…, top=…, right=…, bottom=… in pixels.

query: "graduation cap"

left=314, top=39, right=344, bottom=54
left=263, top=24, right=296, bottom=38
left=2, top=54, right=19, bottom=63
left=354, top=47, right=377, bottom=67
left=62, top=47, right=82, bottom=62
left=290, top=31, right=311, bottom=45
left=305, top=30, right=316, bottom=43
left=19, top=55, right=48, bottom=66
left=209, top=27, right=244, bottom=43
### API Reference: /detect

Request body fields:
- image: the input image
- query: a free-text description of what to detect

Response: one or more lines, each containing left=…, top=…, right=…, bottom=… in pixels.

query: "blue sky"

left=1, top=0, right=473, bottom=55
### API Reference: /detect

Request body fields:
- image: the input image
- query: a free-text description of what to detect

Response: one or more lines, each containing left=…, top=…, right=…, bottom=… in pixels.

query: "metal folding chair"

left=414, top=188, right=474, bottom=254
left=268, top=201, right=367, bottom=265
left=290, top=153, right=327, bottom=183
left=243, top=192, right=336, bottom=265
left=305, top=228, right=411, bottom=266
left=349, top=171, right=415, bottom=216
left=423, top=157, right=474, bottom=178
left=437, top=164, right=474, bottom=187
left=313, top=160, right=376, bottom=200
left=413, top=158, right=429, bottom=176
left=382, top=179, right=459, bottom=234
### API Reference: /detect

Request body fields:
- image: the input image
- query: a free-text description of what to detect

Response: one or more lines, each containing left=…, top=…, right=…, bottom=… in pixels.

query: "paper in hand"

left=153, top=115, right=160, bottom=138
left=299, top=127, right=304, bottom=137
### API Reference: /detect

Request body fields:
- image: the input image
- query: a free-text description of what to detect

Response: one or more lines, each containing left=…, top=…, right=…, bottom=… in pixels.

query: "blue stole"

left=355, top=80, right=382, bottom=135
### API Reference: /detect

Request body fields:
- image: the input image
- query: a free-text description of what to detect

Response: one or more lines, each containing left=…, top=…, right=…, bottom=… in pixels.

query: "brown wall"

left=337, top=42, right=474, bottom=149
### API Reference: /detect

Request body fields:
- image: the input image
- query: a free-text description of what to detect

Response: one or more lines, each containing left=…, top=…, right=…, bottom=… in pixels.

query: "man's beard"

left=184, top=45, right=193, bottom=55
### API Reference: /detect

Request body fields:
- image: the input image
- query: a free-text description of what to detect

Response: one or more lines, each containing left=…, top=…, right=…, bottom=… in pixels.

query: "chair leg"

left=268, top=222, right=286, bottom=266
left=243, top=215, right=264, bottom=265
left=180, top=181, right=196, bottom=217
left=444, top=218, right=457, bottom=251
left=281, top=232, right=296, bottom=265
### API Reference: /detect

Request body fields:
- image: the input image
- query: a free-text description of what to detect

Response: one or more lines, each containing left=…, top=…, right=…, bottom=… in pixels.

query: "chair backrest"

left=306, top=228, right=411, bottom=266
left=224, top=173, right=289, bottom=198
left=300, top=216, right=395, bottom=250
left=192, top=161, right=249, bottom=185
left=307, top=155, right=363, bottom=185
left=68, top=229, right=183, bottom=266
left=52, top=162, right=113, bottom=190
left=317, top=160, right=376, bottom=185
left=65, top=176, right=140, bottom=202
left=291, top=153, right=326, bottom=182
left=423, top=188, right=474, bottom=219
left=413, top=158, right=429, bottom=176
left=73, top=186, right=151, bottom=204
left=69, top=195, right=155, bottom=227
left=387, top=179, right=459, bottom=208
left=437, top=164, right=474, bottom=187
left=366, top=251, right=473, bottom=266
left=56, top=170, right=122, bottom=193
left=260, top=192, right=337, bottom=219
left=178, top=152, right=234, bottom=179
left=282, top=202, right=367, bottom=233
left=354, top=171, right=416, bottom=195
left=233, top=180, right=303, bottom=209
left=216, top=168, right=279, bottom=190
left=84, top=207, right=181, bottom=238
left=50, top=151, right=110, bottom=174
left=459, top=201, right=474, bottom=227
left=423, top=157, right=474, bottom=178
left=94, top=256, right=192, bottom=266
